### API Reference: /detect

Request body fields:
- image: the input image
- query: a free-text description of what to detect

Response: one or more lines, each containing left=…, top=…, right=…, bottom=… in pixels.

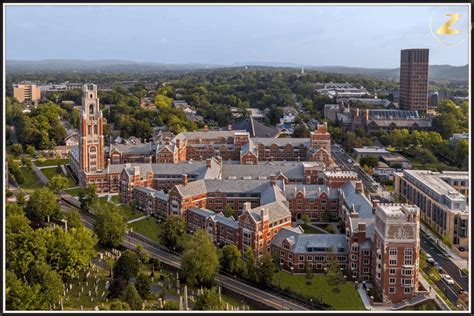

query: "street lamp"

left=290, top=266, right=294, bottom=275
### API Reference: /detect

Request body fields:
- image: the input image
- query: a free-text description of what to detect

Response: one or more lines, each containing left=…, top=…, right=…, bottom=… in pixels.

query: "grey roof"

left=348, top=217, right=375, bottom=240
left=232, top=117, right=280, bottom=138
left=248, top=201, right=290, bottom=223
left=284, top=184, right=338, bottom=199
left=134, top=186, right=168, bottom=200
left=177, top=130, right=248, bottom=141
left=212, top=213, right=239, bottom=229
left=176, top=179, right=277, bottom=198
left=272, top=228, right=348, bottom=254
left=188, top=207, right=216, bottom=218
left=341, top=181, right=373, bottom=218
left=221, top=162, right=306, bottom=180
left=110, top=158, right=222, bottom=180
left=110, top=142, right=154, bottom=155
left=253, top=137, right=310, bottom=147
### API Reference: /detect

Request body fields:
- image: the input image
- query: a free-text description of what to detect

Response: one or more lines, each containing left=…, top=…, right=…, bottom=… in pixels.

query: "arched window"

left=94, top=125, right=98, bottom=135
left=89, top=104, right=94, bottom=114
left=90, top=93, right=93, bottom=98
left=88, top=125, right=92, bottom=135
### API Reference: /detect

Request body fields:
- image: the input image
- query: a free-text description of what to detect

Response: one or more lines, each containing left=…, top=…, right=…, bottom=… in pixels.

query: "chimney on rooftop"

left=182, top=174, right=188, bottom=186
left=204, top=125, right=208, bottom=132
left=270, top=174, right=276, bottom=186
left=372, top=199, right=380, bottom=215
left=227, top=124, right=232, bottom=131
left=243, top=202, right=252, bottom=212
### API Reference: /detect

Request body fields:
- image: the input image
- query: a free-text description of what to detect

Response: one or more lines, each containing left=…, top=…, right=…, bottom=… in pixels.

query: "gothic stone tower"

left=79, top=84, right=105, bottom=172
left=310, top=122, right=331, bottom=152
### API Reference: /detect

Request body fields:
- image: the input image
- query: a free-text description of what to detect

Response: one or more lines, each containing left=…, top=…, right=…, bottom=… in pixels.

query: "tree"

left=453, top=139, right=468, bottom=169
left=181, top=229, right=219, bottom=287
left=220, top=244, right=243, bottom=275
left=320, top=209, right=331, bottom=222
left=113, top=250, right=141, bottom=281
left=243, top=247, right=257, bottom=282
left=47, top=175, right=69, bottom=193
left=21, top=156, right=32, bottom=169
left=39, top=226, right=97, bottom=279
left=60, top=209, right=82, bottom=229
left=162, top=300, right=179, bottom=310
left=109, top=300, right=131, bottom=310
left=123, top=283, right=143, bottom=310
left=194, top=287, right=225, bottom=310
left=158, top=215, right=186, bottom=252
left=256, top=252, right=274, bottom=287
left=26, top=145, right=36, bottom=156
left=78, top=184, right=98, bottom=213
left=11, top=143, right=23, bottom=156
left=135, top=273, right=151, bottom=300
left=93, top=201, right=127, bottom=248
left=108, top=278, right=128, bottom=299
left=25, top=187, right=60, bottom=223
left=27, top=261, right=63, bottom=309
left=326, top=258, right=345, bottom=288
left=305, top=260, right=313, bottom=284
left=223, top=204, right=234, bottom=218
left=6, top=270, right=40, bottom=310
left=301, top=214, right=310, bottom=226
left=359, top=156, right=378, bottom=169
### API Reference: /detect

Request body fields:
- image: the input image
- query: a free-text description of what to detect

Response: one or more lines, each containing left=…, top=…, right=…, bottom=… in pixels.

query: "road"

left=420, top=231, right=468, bottom=305
left=330, top=144, right=379, bottom=193
left=61, top=197, right=311, bottom=311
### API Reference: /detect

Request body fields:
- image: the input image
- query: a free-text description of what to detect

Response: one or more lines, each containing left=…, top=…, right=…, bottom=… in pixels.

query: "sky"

left=5, top=4, right=470, bottom=68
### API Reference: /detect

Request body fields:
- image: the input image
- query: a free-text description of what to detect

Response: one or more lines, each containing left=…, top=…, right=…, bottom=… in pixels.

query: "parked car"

left=434, top=262, right=441, bottom=270
left=426, top=254, right=434, bottom=264
left=443, top=274, right=455, bottom=285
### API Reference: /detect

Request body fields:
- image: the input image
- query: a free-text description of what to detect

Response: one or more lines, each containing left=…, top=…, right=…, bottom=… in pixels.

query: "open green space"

left=121, top=205, right=144, bottom=221
left=19, top=167, right=44, bottom=190
left=41, top=167, right=76, bottom=187
left=111, top=195, right=121, bottom=204
left=34, top=158, right=70, bottom=167
left=129, top=217, right=163, bottom=242
left=300, top=224, right=325, bottom=234
left=272, top=271, right=365, bottom=310
left=63, top=187, right=82, bottom=197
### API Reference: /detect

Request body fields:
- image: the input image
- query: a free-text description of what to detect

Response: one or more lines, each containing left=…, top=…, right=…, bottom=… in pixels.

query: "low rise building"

left=353, top=147, right=390, bottom=161
left=13, top=83, right=41, bottom=104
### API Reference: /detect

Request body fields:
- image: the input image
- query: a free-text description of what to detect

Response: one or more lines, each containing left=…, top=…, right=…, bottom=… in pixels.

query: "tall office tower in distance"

left=399, top=49, right=429, bottom=112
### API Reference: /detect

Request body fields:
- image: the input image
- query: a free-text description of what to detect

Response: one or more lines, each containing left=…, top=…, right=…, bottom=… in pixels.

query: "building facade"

left=399, top=49, right=429, bottom=112
left=13, top=83, right=41, bottom=104
left=393, top=170, right=468, bottom=257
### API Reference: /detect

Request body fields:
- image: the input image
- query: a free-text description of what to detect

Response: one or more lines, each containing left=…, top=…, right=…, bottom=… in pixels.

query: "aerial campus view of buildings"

left=4, top=4, right=470, bottom=313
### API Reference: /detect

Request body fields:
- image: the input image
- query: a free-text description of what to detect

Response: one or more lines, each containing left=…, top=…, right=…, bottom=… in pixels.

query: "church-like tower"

left=79, top=84, right=105, bottom=172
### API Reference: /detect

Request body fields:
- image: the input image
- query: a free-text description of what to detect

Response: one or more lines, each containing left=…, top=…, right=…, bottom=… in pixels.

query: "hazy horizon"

left=5, top=5, right=470, bottom=68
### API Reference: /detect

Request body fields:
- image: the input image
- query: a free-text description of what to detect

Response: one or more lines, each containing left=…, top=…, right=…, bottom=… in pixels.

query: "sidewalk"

left=127, top=215, right=150, bottom=224
left=420, top=223, right=468, bottom=271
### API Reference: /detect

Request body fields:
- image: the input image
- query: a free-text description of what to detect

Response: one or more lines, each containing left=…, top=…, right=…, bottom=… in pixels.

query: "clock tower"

left=79, top=84, right=105, bottom=172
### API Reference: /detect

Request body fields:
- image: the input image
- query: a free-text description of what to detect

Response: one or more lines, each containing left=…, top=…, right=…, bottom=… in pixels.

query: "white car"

left=426, top=254, right=434, bottom=263
left=443, top=274, right=455, bottom=285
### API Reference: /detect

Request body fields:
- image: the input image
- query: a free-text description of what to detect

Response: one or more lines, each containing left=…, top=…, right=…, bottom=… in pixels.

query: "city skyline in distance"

left=5, top=4, right=470, bottom=68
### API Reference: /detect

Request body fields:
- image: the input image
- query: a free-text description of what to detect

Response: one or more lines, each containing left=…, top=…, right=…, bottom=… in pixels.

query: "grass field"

left=272, top=271, right=365, bottom=310
left=121, top=205, right=144, bottom=221
left=64, top=187, right=82, bottom=197
left=129, top=217, right=162, bottom=241
left=19, top=167, right=44, bottom=190
left=111, top=195, right=121, bottom=204
left=41, top=167, right=76, bottom=187
left=34, top=158, right=70, bottom=167
left=300, top=224, right=324, bottom=234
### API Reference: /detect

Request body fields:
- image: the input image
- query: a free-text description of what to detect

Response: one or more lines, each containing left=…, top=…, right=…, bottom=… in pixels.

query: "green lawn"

left=129, top=217, right=162, bottom=241
left=272, top=271, right=365, bottom=311
left=34, top=158, right=70, bottom=167
left=121, top=205, right=143, bottom=221
left=19, top=167, right=44, bottom=190
left=63, top=187, right=82, bottom=197
left=41, top=167, right=76, bottom=187
left=300, top=224, right=325, bottom=234
left=111, top=195, right=121, bottom=204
